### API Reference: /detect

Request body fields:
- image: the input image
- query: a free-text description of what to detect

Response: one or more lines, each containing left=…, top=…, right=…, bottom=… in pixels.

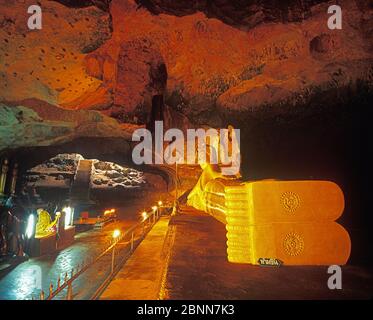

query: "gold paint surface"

left=187, top=164, right=351, bottom=265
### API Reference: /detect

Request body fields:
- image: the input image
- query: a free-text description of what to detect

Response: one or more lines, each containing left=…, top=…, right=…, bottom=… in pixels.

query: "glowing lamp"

left=26, top=214, right=35, bottom=239
left=63, top=207, right=74, bottom=229
left=152, top=206, right=158, bottom=211
left=141, top=211, right=147, bottom=221
left=104, top=209, right=116, bottom=216
left=113, top=229, right=121, bottom=239
left=158, top=201, right=163, bottom=206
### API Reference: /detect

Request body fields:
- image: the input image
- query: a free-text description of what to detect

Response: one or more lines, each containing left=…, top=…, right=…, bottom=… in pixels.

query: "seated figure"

left=35, top=209, right=60, bottom=238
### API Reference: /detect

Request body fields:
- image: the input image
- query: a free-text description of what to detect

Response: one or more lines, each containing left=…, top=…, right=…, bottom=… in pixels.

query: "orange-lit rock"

left=0, top=0, right=112, bottom=106
left=1, top=0, right=371, bottom=126
left=112, top=39, right=167, bottom=122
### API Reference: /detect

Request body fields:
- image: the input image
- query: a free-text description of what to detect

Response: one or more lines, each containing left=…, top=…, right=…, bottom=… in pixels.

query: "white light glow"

left=26, top=214, right=35, bottom=239
left=113, top=229, right=121, bottom=239
left=63, top=207, right=74, bottom=228
left=142, top=211, right=147, bottom=221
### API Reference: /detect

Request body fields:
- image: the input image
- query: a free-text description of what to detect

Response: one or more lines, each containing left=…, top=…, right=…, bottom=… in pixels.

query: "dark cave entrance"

left=147, top=94, right=165, bottom=134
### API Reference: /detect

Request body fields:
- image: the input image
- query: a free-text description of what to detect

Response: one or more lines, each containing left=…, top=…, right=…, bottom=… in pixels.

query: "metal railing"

left=34, top=206, right=165, bottom=300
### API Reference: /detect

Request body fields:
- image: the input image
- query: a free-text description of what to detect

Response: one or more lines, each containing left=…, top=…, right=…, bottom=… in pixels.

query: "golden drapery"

left=35, top=209, right=60, bottom=238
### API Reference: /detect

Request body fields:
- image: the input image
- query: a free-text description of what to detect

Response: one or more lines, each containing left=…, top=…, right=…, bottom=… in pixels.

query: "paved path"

left=100, top=216, right=171, bottom=300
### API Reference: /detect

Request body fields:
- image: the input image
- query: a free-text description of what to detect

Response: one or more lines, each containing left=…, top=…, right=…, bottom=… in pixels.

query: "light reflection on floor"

left=0, top=195, right=163, bottom=300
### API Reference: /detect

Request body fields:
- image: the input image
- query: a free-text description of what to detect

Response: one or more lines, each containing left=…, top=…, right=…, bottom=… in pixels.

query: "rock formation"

left=0, top=0, right=112, bottom=106
left=0, top=100, right=131, bottom=151
left=91, top=159, right=146, bottom=188
left=1, top=0, right=371, bottom=131
left=135, top=0, right=329, bottom=28
left=25, top=153, right=147, bottom=190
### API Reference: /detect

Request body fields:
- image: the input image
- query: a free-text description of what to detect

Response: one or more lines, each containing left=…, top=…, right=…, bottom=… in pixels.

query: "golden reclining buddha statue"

left=187, top=127, right=351, bottom=266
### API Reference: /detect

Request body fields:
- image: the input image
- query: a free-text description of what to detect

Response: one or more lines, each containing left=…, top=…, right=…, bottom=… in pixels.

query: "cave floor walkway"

left=100, top=216, right=171, bottom=300
left=0, top=218, right=135, bottom=300
left=98, top=205, right=373, bottom=300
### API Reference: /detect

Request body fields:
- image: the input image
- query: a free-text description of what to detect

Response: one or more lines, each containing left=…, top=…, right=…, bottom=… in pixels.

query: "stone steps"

left=69, top=160, right=94, bottom=204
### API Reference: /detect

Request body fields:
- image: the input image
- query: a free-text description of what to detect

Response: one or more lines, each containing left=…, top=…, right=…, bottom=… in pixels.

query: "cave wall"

left=135, top=0, right=329, bottom=28
left=0, top=0, right=112, bottom=106
left=1, top=0, right=372, bottom=128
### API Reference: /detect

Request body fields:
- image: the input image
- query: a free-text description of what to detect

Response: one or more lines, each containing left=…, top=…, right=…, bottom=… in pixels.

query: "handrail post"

left=66, top=282, right=73, bottom=300
left=49, top=283, right=54, bottom=297
left=131, top=232, right=134, bottom=251
left=111, top=245, right=115, bottom=274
